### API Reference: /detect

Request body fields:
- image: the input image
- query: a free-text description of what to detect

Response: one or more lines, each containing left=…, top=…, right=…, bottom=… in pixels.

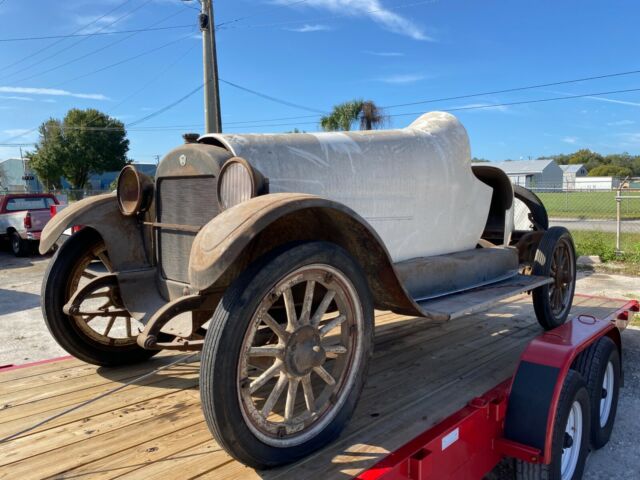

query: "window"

left=6, top=196, right=56, bottom=211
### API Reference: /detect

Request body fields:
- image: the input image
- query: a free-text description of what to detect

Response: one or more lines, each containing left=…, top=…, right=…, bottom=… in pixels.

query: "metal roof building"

left=472, top=159, right=564, bottom=190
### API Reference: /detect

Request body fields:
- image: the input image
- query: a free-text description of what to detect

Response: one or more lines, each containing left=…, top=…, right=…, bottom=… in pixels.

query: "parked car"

left=39, top=112, right=576, bottom=468
left=0, top=193, right=59, bottom=256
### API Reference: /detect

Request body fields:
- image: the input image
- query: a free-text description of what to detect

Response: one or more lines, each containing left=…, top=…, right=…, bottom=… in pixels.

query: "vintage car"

left=39, top=111, right=576, bottom=468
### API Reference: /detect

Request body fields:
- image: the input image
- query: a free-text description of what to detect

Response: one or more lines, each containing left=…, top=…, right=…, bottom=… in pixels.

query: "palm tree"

left=320, top=100, right=385, bottom=132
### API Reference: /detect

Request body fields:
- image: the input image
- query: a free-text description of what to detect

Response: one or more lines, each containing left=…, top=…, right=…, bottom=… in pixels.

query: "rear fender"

left=39, top=193, right=151, bottom=271
left=188, top=193, right=423, bottom=316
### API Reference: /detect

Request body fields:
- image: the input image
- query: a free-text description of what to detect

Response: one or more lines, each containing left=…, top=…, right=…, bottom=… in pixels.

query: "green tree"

left=588, top=165, right=632, bottom=177
left=28, top=109, right=129, bottom=190
left=320, top=100, right=385, bottom=131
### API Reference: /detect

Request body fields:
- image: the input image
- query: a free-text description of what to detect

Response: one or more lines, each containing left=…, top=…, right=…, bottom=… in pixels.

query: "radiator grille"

left=157, top=176, right=219, bottom=283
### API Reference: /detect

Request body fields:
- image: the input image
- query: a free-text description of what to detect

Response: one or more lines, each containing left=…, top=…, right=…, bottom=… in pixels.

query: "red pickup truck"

left=0, top=193, right=59, bottom=256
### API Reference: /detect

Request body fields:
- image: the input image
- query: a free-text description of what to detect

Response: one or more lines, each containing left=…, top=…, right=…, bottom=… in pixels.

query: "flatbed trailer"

left=0, top=294, right=636, bottom=479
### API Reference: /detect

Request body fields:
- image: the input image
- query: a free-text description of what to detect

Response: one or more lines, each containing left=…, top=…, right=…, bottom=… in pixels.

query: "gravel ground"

left=0, top=249, right=638, bottom=478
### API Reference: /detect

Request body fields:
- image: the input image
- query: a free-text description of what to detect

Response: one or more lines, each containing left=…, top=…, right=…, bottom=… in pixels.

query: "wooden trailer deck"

left=0, top=294, right=629, bottom=480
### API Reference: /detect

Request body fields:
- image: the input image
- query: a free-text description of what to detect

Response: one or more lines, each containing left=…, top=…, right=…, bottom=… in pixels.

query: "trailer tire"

left=516, top=370, right=590, bottom=480
left=532, top=227, right=576, bottom=330
left=574, top=336, right=620, bottom=449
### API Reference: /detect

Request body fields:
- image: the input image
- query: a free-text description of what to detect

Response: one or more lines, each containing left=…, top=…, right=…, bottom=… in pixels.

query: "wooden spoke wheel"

left=42, top=228, right=158, bottom=366
left=200, top=242, right=374, bottom=469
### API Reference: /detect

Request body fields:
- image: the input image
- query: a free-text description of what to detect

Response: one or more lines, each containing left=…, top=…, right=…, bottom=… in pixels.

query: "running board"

left=417, top=274, right=553, bottom=321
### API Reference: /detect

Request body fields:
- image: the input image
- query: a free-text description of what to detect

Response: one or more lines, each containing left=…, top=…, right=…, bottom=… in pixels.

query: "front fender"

left=39, top=193, right=151, bottom=271
left=188, top=193, right=423, bottom=316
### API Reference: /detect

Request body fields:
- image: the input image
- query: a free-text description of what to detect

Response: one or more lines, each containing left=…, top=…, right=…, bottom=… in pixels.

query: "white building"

left=559, top=164, right=588, bottom=189
left=474, top=159, right=564, bottom=190
left=574, top=176, right=620, bottom=190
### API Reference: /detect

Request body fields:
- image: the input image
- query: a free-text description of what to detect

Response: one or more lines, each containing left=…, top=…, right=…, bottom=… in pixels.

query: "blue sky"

left=1, top=0, right=639, bottom=164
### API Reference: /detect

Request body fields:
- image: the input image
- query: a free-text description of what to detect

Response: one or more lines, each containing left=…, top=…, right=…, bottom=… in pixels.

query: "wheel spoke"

left=284, top=378, right=299, bottom=422
left=313, top=365, right=336, bottom=386
left=261, top=313, right=287, bottom=341
left=248, top=346, right=284, bottom=357
left=283, top=288, right=298, bottom=332
left=299, top=281, right=316, bottom=325
left=250, top=360, right=283, bottom=394
left=95, top=251, right=113, bottom=272
left=103, top=316, right=116, bottom=337
left=319, top=314, right=346, bottom=337
left=125, top=317, right=132, bottom=338
left=301, top=375, right=315, bottom=413
left=81, top=271, right=97, bottom=280
left=311, top=290, right=336, bottom=327
left=261, top=373, right=288, bottom=418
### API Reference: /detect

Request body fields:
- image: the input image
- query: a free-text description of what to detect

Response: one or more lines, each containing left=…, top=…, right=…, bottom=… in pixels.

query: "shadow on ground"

left=0, top=288, right=41, bottom=315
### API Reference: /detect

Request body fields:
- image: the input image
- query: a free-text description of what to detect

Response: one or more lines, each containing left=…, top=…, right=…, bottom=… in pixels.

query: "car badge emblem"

left=179, top=154, right=187, bottom=167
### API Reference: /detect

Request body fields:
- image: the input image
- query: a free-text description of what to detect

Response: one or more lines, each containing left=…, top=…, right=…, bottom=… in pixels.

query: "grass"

left=571, top=230, right=640, bottom=263
left=536, top=191, right=640, bottom=220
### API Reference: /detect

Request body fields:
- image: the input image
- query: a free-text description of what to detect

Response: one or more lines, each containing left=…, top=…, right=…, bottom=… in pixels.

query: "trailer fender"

left=188, top=193, right=423, bottom=316
left=39, top=193, right=150, bottom=271
left=503, top=314, right=622, bottom=463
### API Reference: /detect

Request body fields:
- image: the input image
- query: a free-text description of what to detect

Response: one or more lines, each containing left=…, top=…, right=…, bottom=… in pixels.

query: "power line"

left=8, top=6, right=190, bottom=85
left=214, top=0, right=311, bottom=30
left=0, top=24, right=195, bottom=42
left=220, top=79, right=325, bottom=114
left=383, top=68, right=640, bottom=109
left=0, top=0, right=146, bottom=81
left=127, top=82, right=207, bottom=127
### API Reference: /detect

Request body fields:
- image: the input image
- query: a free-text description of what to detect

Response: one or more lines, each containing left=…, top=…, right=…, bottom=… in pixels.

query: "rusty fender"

left=188, top=193, right=423, bottom=317
left=39, top=193, right=151, bottom=271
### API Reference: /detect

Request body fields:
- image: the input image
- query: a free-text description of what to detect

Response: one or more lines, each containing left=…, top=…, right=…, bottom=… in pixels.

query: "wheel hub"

left=284, top=326, right=326, bottom=376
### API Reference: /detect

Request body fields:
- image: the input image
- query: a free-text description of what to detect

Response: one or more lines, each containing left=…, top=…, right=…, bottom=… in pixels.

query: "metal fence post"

left=615, top=190, right=622, bottom=256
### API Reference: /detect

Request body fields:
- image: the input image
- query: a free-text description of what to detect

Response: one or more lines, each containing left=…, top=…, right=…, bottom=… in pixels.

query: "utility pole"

left=200, top=0, right=222, bottom=133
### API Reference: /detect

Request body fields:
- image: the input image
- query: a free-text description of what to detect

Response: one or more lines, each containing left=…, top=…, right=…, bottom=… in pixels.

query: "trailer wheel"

left=10, top=231, right=29, bottom=257
left=532, top=227, right=576, bottom=330
left=516, top=370, right=590, bottom=480
left=574, top=336, right=620, bottom=449
left=42, top=228, right=157, bottom=366
left=200, top=241, right=374, bottom=469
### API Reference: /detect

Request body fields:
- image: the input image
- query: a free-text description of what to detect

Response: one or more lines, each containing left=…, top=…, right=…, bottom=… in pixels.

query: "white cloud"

left=274, top=0, right=432, bottom=41
left=585, top=96, right=640, bottom=108
left=0, top=86, right=108, bottom=100
left=617, top=132, right=640, bottom=146
left=286, top=24, right=332, bottom=32
left=74, top=14, right=122, bottom=34
left=453, top=103, right=510, bottom=113
left=364, top=51, right=405, bottom=57
left=0, top=96, right=34, bottom=102
left=607, top=119, right=635, bottom=126
left=377, top=73, right=425, bottom=84
left=562, top=136, right=578, bottom=144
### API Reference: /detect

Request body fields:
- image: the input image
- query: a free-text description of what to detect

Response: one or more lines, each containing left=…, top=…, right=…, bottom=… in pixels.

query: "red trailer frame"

left=358, top=297, right=638, bottom=480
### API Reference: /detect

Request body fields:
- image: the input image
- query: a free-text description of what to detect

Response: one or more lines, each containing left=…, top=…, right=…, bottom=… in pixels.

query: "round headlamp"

left=217, top=157, right=264, bottom=210
left=116, top=165, right=154, bottom=216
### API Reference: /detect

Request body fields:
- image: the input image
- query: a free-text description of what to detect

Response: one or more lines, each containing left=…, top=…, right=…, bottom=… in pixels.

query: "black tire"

left=10, top=231, right=28, bottom=257
left=574, top=336, right=621, bottom=449
left=41, top=228, right=158, bottom=367
left=200, top=241, right=374, bottom=469
left=516, top=370, right=591, bottom=480
left=532, top=227, right=577, bottom=330
left=514, top=185, right=549, bottom=231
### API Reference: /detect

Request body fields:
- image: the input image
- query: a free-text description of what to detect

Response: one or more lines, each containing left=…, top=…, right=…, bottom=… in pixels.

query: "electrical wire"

left=9, top=7, right=190, bottom=85
left=0, top=0, right=134, bottom=73
left=220, top=79, right=325, bottom=114
left=0, top=0, right=148, bottom=82
left=0, top=25, right=196, bottom=42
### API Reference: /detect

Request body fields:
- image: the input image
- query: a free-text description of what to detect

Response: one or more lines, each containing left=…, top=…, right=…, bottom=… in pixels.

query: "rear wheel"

left=41, top=228, right=157, bottom=366
left=532, top=227, right=577, bottom=330
left=516, top=370, right=590, bottom=480
left=200, top=241, right=374, bottom=469
left=10, top=231, right=28, bottom=257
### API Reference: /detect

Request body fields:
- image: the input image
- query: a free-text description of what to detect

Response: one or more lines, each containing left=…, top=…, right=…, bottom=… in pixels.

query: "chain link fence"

left=525, top=179, right=640, bottom=263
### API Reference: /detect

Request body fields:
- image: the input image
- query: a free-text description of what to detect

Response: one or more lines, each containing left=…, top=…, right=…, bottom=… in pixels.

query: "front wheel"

left=200, top=241, right=374, bottom=469
left=532, top=227, right=577, bottom=330
left=41, top=228, right=158, bottom=366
